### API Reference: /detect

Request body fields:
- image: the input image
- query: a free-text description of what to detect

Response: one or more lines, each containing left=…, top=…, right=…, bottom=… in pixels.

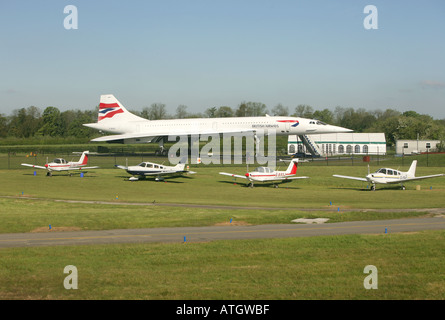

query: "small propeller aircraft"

left=333, top=160, right=445, bottom=190
left=21, top=151, right=98, bottom=176
left=219, top=158, right=309, bottom=188
left=115, top=161, right=196, bottom=181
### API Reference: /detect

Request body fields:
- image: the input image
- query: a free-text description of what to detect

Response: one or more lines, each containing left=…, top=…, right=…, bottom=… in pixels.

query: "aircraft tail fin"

left=285, top=159, right=298, bottom=175
left=174, top=163, right=186, bottom=171
left=97, top=94, right=145, bottom=123
left=77, top=151, right=89, bottom=165
left=407, top=160, right=417, bottom=178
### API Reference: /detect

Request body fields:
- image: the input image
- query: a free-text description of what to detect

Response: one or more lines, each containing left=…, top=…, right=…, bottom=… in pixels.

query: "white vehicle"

left=84, top=95, right=352, bottom=154
left=115, top=161, right=196, bottom=181
left=333, top=160, right=445, bottom=190
left=219, top=158, right=309, bottom=188
left=21, top=151, right=98, bottom=176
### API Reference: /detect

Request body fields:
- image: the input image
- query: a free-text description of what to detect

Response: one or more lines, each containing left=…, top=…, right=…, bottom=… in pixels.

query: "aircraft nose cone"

left=44, top=164, right=48, bottom=168
left=245, top=173, right=250, bottom=177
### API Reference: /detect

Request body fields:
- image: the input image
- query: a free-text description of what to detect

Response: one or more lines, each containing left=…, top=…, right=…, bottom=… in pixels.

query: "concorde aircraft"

left=219, top=158, right=309, bottom=188
left=21, top=151, right=98, bottom=176
left=115, top=161, right=196, bottom=181
left=333, top=160, right=445, bottom=190
left=83, top=95, right=352, bottom=155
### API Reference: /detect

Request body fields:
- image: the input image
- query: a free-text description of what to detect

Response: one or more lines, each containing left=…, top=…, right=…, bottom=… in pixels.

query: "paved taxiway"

left=0, top=216, right=444, bottom=248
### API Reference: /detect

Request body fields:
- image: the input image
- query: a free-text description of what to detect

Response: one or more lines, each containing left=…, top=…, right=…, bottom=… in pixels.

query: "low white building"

left=395, top=139, right=440, bottom=155
left=288, top=133, right=386, bottom=157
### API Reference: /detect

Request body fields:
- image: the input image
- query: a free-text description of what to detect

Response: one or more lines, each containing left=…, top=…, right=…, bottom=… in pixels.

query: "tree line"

left=1, top=102, right=444, bottom=147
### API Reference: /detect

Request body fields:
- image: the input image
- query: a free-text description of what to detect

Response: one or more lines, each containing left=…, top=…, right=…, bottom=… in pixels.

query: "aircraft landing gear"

left=155, top=148, right=168, bottom=156
left=371, top=185, right=376, bottom=191
left=155, top=137, right=168, bottom=156
left=401, top=185, right=406, bottom=190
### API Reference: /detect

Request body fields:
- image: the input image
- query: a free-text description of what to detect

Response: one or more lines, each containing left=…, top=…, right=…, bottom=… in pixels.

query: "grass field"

left=1, top=154, right=445, bottom=299
left=1, top=232, right=445, bottom=299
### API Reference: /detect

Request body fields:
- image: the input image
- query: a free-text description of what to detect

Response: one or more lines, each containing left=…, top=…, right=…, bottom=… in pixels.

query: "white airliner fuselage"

left=84, top=95, right=352, bottom=147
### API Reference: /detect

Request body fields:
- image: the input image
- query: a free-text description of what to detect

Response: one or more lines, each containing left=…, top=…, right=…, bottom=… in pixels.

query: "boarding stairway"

left=298, top=135, right=322, bottom=157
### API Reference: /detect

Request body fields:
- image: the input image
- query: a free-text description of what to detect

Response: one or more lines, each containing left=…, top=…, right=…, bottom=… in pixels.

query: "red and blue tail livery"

left=98, top=103, right=124, bottom=121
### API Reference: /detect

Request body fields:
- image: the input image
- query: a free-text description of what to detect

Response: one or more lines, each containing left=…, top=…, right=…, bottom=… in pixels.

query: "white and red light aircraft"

left=21, top=151, right=98, bottom=176
left=219, top=159, right=309, bottom=187
left=333, top=160, right=445, bottom=190
left=83, top=95, right=352, bottom=154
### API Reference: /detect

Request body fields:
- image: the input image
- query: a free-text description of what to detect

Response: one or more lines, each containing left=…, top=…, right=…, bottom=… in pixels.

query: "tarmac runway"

left=0, top=216, right=444, bottom=248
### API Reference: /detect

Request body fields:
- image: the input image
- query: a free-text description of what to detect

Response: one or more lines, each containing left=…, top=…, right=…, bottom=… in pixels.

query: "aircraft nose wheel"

left=371, top=185, right=376, bottom=191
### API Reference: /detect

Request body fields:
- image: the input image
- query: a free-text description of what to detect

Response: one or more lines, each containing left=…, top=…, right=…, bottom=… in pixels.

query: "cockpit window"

left=376, top=168, right=386, bottom=174
left=138, top=163, right=146, bottom=167
left=316, top=120, right=327, bottom=125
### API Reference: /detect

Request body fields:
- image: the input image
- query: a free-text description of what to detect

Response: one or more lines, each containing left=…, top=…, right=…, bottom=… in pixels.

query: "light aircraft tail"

left=407, top=160, right=417, bottom=178
left=174, top=163, right=186, bottom=171
left=77, top=151, right=89, bottom=165
left=97, top=94, right=145, bottom=123
left=285, top=159, right=298, bottom=175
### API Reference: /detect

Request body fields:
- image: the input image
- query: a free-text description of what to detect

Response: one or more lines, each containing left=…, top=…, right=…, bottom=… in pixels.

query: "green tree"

left=38, top=106, right=62, bottom=136
left=8, top=106, right=41, bottom=138
left=293, top=104, right=313, bottom=118
left=271, top=103, right=289, bottom=116
left=204, top=107, right=217, bottom=118
left=236, top=101, right=267, bottom=117
left=141, top=103, right=169, bottom=120
left=215, top=106, right=234, bottom=117
left=313, top=109, right=334, bottom=124
left=0, top=114, right=8, bottom=137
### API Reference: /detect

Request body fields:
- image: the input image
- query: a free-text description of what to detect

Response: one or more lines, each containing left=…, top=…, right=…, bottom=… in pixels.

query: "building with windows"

left=288, top=133, right=386, bottom=157
left=395, top=139, right=440, bottom=155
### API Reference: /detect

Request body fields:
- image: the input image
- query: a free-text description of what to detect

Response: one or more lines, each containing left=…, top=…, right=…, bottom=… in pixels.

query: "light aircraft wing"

left=333, top=175, right=368, bottom=182
left=386, top=174, right=445, bottom=184
left=141, top=170, right=194, bottom=176
left=275, top=176, right=309, bottom=180
left=21, top=164, right=47, bottom=170
left=69, top=166, right=99, bottom=170
left=219, top=172, right=248, bottom=179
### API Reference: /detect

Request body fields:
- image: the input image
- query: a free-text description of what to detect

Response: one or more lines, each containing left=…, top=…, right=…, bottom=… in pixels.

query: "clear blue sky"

left=1, top=0, right=444, bottom=119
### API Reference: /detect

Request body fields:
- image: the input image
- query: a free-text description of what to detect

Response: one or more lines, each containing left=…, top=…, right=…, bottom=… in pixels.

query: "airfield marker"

left=49, top=224, right=51, bottom=230
left=330, top=201, right=332, bottom=206
left=338, top=207, right=340, bottom=212
left=184, top=236, right=186, bottom=243
left=33, top=171, right=37, bottom=176
left=385, top=227, right=388, bottom=234
left=230, top=218, right=232, bottom=224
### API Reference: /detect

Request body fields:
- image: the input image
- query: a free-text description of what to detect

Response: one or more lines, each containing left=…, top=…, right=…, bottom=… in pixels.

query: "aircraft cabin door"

left=285, top=122, right=290, bottom=133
